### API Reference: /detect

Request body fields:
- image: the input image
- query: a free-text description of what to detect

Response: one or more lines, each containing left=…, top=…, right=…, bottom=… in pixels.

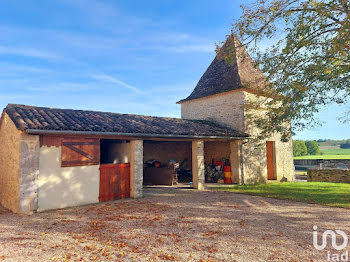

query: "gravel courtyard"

left=0, top=187, right=349, bottom=261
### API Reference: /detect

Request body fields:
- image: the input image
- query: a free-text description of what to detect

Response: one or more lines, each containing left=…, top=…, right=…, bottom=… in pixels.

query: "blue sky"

left=0, top=0, right=349, bottom=140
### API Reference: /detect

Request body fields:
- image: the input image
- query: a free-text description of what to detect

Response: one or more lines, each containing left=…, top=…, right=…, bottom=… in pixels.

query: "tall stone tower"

left=177, top=35, right=294, bottom=183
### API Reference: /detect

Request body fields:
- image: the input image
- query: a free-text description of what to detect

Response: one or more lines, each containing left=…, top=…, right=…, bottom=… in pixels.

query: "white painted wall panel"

left=37, top=146, right=99, bottom=211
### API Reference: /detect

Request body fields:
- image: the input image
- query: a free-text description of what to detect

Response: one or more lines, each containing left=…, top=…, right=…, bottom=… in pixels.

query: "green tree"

left=293, top=140, right=308, bottom=156
left=223, top=0, right=350, bottom=140
left=305, top=140, right=320, bottom=155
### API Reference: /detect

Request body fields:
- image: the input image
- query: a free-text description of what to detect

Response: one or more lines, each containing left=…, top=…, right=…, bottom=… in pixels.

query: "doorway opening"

left=143, top=140, right=192, bottom=186
left=99, top=139, right=131, bottom=202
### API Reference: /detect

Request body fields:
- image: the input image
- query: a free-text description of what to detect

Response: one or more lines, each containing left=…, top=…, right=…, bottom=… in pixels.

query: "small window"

left=61, top=138, right=100, bottom=167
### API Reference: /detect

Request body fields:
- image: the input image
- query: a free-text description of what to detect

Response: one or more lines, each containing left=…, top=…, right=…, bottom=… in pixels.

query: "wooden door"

left=266, top=141, right=276, bottom=180
left=99, top=163, right=130, bottom=202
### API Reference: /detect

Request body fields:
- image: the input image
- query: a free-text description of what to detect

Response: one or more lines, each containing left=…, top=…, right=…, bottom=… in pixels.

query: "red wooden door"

left=99, top=163, right=130, bottom=202
left=266, top=141, right=276, bottom=180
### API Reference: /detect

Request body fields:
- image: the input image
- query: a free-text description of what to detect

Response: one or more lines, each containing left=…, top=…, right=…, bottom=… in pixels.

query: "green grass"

left=321, top=148, right=350, bottom=155
left=293, top=148, right=350, bottom=160
left=212, top=182, right=350, bottom=208
left=294, top=154, right=350, bottom=160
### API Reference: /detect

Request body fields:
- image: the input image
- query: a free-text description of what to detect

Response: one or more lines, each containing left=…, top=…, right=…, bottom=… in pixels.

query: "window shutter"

left=61, top=138, right=100, bottom=167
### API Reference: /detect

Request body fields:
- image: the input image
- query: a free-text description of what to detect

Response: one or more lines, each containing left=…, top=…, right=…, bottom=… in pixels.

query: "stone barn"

left=177, top=35, right=295, bottom=184
left=0, top=35, right=294, bottom=214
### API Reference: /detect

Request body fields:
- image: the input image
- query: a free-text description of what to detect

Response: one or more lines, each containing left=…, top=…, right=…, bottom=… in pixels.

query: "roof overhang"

left=26, top=129, right=250, bottom=141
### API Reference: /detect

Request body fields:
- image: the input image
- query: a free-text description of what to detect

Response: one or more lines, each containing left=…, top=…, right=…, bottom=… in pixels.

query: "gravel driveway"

left=0, top=187, right=349, bottom=261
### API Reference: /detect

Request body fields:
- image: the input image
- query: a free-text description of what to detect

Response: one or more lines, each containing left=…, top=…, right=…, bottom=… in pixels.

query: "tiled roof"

left=178, top=35, right=267, bottom=103
left=4, top=104, right=249, bottom=138
left=179, top=57, right=242, bottom=102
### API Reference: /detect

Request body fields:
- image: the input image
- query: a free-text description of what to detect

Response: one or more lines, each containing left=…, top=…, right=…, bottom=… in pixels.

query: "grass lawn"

left=294, top=154, right=350, bottom=160
left=294, top=148, right=350, bottom=160
left=211, top=182, right=350, bottom=208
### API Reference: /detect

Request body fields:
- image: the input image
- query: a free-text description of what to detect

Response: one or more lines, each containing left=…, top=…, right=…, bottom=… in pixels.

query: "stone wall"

left=181, top=90, right=294, bottom=184
left=241, top=92, right=294, bottom=183
left=294, top=159, right=350, bottom=169
left=130, top=140, right=143, bottom=198
left=0, top=112, right=21, bottom=212
left=181, top=90, right=245, bottom=132
left=192, top=140, right=205, bottom=189
left=307, top=169, right=350, bottom=183
left=19, top=133, right=40, bottom=213
left=229, top=141, right=241, bottom=184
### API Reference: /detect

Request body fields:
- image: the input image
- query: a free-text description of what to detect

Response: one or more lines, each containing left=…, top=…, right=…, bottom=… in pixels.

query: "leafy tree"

left=293, top=140, right=308, bottom=156
left=223, top=0, right=350, bottom=140
left=305, top=140, right=320, bottom=155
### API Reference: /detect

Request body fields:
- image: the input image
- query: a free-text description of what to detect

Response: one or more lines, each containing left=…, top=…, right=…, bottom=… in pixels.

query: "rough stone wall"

left=243, top=92, right=294, bottom=183
left=192, top=140, right=205, bottom=189
left=273, top=134, right=294, bottom=182
left=180, top=90, right=294, bottom=184
left=0, top=113, right=21, bottom=212
left=130, top=140, right=143, bottom=198
left=181, top=91, right=245, bottom=132
left=19, top=133, right=40, bottom=213
left=307, top=169, right=350, bottom=183
left=144, top=141, right=192, bottom=169
left=294, top=159, right=350, bottom=169
left=229, top=141, right=241, bottom=184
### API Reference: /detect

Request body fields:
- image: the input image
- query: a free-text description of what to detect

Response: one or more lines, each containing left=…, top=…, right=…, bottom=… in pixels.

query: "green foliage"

left=213, top=182, right=350, bottom=208
left=305, top=140, right=320, bottom=155
left=226, top=0, right=350, bottom=140
left=292, top=140, right=308, bottom=156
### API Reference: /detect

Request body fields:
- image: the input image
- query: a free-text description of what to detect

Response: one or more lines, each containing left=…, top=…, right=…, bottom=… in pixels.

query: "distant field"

left=294, top=148, right=350, bottom=160
left=294, top=155, right=350, bottom=160
left=321, top=148, right=350, bottom=155
left=318, top=140, right=347, bottom=147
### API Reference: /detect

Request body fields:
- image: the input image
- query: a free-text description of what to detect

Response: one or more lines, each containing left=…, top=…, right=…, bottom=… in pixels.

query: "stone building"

left=178, top=35, right=295, bottom=184
left=0, top=36, right=294, bottom=214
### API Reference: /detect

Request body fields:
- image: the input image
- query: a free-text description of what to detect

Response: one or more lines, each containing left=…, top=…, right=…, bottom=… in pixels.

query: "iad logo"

left=313, top=225, right=348, bottom=250
left=313, top=225, right=349, bottom=261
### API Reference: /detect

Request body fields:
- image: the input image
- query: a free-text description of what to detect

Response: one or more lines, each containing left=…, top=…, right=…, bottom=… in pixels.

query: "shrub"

left=293, top=140, right=308, bottom=156
left=305, top=140, right=320, bottom=155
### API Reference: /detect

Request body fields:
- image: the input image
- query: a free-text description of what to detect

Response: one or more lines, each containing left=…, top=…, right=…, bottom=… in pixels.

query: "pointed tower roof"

left=177, top=35, right=267, bottom=103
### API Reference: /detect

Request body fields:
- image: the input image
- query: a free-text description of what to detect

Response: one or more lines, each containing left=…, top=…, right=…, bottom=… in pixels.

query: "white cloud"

left=166, top=44, right=214, bottom=53
left=91, top=74, right=144, bottom=94
left=0, top=45, right=62, bottom=61
left=60, top=0, right=118, bottom=21
left=26, top=82, right=99, bottom=92
left=0, top=63, right=52, bottom=73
